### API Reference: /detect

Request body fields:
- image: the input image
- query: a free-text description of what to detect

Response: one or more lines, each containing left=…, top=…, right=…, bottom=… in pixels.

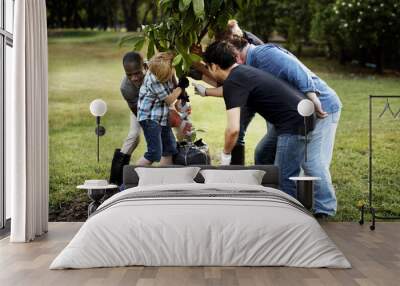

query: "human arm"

left=148, top=73, right=182, bottom=106
left=120, top=86, right=139, bottom=115
left=287, top=64, right=327, bottom=118
left=264, top=47, right=327, bottom=117
left=306, top=92, right=327, bottom=118
left=164, top=87, right=182, bottom=106
left=223, top=107, right=241, bottom=154
left=192, top=83, right=223, bottom=97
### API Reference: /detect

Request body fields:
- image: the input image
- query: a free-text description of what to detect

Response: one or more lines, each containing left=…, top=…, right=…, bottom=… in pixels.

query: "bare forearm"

left=306, top=92, right=318, bottom=101
left=202, top=75, right=218, bottom=87
left=192, top=61, right=216, bottom=82
left=164, top=87, right=182, bottom=105
left=205, top=86, right=223, bottom=97
left=224, top=129, right=239, bottom=154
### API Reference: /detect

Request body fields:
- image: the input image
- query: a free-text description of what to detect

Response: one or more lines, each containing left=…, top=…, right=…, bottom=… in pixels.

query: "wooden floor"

left=0, top=222, right=399, bottom=286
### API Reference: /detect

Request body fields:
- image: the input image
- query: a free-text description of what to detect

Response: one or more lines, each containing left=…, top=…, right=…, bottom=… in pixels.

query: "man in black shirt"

left=194, top=19, right=272, bottom=165
left=202, top=41, right=310, bottom=198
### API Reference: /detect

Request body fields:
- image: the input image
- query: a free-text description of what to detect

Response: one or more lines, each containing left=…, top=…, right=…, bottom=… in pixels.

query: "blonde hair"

left=227, top=19, right=243, bottom=38
left=148, top=52, right=174, bottom=83
left=215, top=19, right=243, bottom=41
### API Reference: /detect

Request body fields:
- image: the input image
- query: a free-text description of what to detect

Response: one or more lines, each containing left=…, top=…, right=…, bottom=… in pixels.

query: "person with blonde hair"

left=136, top=52, right=182, bottom=166
left=215, top=19, right=264, bottom=46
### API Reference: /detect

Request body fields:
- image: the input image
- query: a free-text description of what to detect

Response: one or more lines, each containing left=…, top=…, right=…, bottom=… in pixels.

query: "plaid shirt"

left=138, top=71, right=174, bottom=126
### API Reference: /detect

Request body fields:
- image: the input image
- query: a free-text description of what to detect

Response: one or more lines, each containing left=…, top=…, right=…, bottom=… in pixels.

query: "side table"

left=289, top=176, right=321, bottom=210
left=77, top=183, right=118, bottom=216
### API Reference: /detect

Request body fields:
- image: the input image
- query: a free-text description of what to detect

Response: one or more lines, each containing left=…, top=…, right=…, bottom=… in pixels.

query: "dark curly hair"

left=122, top=51, right=143, bottom=67
left=203, top=41, right=237, bottom=70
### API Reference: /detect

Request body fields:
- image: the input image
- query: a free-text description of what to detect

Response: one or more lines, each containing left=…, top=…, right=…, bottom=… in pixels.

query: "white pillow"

left=200, top=169, right=266, bottom=185
left=135, top=167, right=200, bottom=186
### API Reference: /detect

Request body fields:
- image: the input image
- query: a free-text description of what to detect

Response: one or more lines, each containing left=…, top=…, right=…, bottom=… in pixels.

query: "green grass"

left=49, top=30, right=400, bottom=221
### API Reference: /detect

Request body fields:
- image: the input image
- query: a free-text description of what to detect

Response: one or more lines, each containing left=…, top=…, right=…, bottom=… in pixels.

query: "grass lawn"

left=48, top=30, right=400, bottom=221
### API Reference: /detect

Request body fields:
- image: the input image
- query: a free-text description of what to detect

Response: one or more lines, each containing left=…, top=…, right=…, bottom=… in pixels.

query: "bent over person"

left=109, top=52, right=145, bottom=186
left=202, top=41, right=317, bottom=201
left=230, top=37, right=341, bottom=218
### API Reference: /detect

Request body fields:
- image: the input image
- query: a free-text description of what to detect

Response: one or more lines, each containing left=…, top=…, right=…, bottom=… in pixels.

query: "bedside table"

left=289, top=176, right=320, bottom=210
left=77, top=183, right=118, bottom=216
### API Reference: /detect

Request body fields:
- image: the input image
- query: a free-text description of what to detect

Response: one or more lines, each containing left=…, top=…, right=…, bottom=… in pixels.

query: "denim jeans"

left=274, top=134, right=305, bottom=198
left=238, top=106, right=276, bottom=164
left=301, top=110, right=341, bottom=215
left=139, top=120, right=178, bottom=162
left=254, top=122, right=277, bottom=164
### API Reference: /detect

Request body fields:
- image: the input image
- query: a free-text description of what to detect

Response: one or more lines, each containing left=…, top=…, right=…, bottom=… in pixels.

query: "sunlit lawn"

left=48, top=30, right=400, bottom=221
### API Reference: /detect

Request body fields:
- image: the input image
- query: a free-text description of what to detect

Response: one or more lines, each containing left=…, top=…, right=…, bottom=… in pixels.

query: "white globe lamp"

left=297, top=99, right=315, bottom=162
left=89, top=99, right=107, bottom=162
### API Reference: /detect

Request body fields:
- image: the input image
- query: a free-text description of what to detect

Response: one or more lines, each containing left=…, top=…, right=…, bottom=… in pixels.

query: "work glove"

left=220, top=151, right=232, bottom=166
left=192, top=83, right=207, bottom=97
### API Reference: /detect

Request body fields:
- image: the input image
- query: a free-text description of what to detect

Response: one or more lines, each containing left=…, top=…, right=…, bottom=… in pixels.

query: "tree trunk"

left=296, top=42, right=303, bottom=57
left=121, top=0, right=140, bottom=31
left=151, top=1, right=158, bottom=23
left=375, top=45, right=384, bottom=74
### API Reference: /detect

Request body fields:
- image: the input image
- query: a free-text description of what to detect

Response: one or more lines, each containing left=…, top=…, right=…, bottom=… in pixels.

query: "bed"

left=50, top=165, right=350, bottom=269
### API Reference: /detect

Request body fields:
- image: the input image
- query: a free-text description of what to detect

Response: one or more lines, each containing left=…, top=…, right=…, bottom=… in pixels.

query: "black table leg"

left=296, top=180, right=314, bottom=210
left=87, top=189, right=106, bottom=216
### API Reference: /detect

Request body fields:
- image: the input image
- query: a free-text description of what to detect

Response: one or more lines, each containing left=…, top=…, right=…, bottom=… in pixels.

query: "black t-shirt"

left=223, top=65, right=306, bottom=135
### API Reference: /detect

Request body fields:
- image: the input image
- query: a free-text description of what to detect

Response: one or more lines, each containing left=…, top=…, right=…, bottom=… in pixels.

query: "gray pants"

left=121, top=113, right=141, bottom=155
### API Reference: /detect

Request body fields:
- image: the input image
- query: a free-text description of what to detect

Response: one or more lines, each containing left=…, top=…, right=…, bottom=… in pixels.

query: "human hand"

left=180, top=120, right=192, bottom=135
left=312, top=97, right=328, bottom=118
left=220, top=151, right=232, bottom=166
left=192, top=83, right=207, bottom=97
left=172, top=87, right=182, bottom=96
left=306, top=92, right=327, bottom=118
left=190, top=44, right=203, bottom=57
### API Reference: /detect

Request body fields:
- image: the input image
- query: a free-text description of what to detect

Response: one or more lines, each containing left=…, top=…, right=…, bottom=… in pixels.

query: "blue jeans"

left=254, top=122, right=277, bottom=164
left=301, top=110, right=340, bottom=215
left=238, top=106, right=276, bottom=164
left=139, top=120, right=178, bottom=162
left=274, top=134, right=305, bottom=198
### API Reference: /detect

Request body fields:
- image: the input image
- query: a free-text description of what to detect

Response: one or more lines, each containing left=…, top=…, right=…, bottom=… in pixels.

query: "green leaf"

left=147, top=39, right=155, bottom=59
left=189, top=53, right=202, bottom=62
left=193, top=0, right=205, bottom=18
left=133, top=38, right=146, bottom=51
left=179, top=0, right=192, bottom=12
left=119, top=35, right=145, bottom=49
left=172, top=54, right=183, bottom=66
left=182, top=57, right=190, bottom=72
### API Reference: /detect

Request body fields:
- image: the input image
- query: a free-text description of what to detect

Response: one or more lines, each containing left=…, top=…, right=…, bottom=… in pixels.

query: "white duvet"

left=50, top=183, right=351, bottom=269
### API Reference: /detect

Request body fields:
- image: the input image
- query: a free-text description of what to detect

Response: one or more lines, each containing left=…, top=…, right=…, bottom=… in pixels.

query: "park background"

left=46, top=0, right=400, bottom=221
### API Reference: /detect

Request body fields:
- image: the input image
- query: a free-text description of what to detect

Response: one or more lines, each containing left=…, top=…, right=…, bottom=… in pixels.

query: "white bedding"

left=50, top=183, right=351, bottom=269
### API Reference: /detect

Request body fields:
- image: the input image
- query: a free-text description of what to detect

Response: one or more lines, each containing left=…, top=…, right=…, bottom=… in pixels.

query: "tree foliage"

left=236, top=1, right=277, bottom=42
left=46, top=0, right=157, bottom=31
left=331, top=0, right=400, bottom=72
left=121, top=0, right=260, bottom=76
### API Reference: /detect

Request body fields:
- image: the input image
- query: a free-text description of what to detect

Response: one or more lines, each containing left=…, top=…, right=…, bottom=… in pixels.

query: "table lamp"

left=89, top=99, right=107, bottom=162
left=297, top=99, right=315, bottom=162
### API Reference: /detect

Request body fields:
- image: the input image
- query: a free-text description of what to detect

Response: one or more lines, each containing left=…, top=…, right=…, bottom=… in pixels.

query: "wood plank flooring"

left=0, top=222, right=399, bottom=286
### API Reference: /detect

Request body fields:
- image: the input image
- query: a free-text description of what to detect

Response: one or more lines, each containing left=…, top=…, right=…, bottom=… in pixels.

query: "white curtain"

left=8, top=0, right=49, bottom=242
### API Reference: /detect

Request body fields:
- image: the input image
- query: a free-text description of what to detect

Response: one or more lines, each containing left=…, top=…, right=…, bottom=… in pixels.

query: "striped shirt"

left=138, top=71, right=173, bottom=126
